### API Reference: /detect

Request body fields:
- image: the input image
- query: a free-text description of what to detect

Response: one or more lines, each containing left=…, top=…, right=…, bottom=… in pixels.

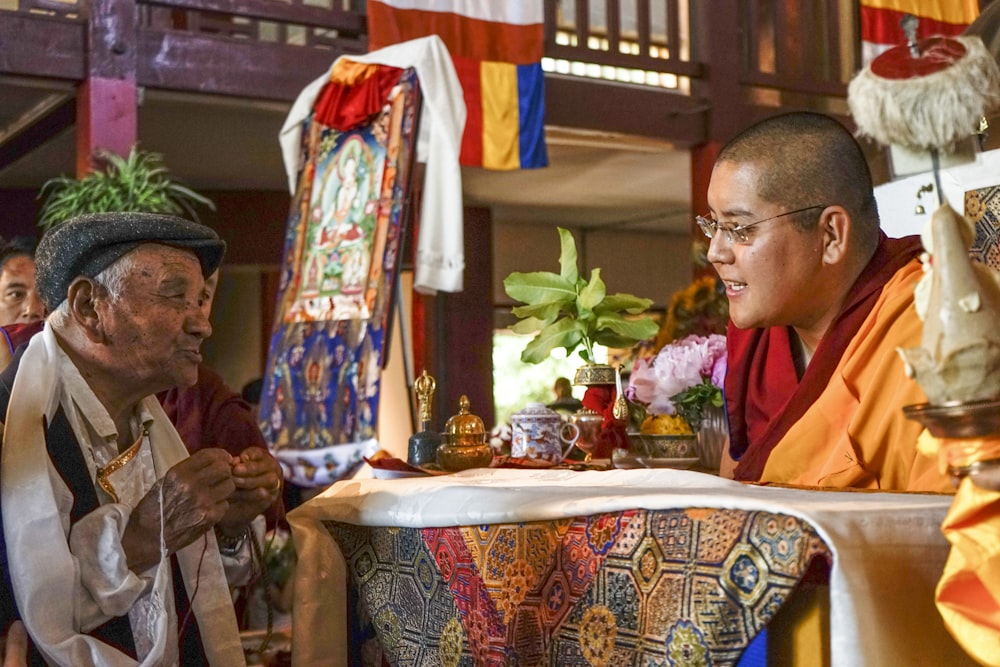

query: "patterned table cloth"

left=328, top=508, right=830, bottom=666
left=287, top=468, right=973, bottom=667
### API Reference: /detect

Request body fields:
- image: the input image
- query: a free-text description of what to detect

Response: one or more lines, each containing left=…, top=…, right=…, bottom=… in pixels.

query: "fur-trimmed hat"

left=35, top=212, right=226, bottom=310
left=848, top=34, right=1000, bottom=153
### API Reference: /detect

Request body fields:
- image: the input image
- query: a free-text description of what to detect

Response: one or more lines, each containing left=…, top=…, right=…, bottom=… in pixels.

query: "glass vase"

left=697, top=405, right=729, bottom=472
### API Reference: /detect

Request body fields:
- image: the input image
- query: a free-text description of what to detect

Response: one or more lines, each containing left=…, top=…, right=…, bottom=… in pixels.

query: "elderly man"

left=0, top=213, right=281, bottom=665
left=706, top=111, right=947, bottom=491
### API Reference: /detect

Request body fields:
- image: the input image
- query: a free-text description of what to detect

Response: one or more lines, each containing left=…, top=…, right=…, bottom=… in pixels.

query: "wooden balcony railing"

left=2, top=0, right=860, bottom=141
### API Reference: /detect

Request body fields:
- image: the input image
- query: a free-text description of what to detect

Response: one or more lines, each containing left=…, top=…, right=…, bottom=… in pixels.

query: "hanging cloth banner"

left=261, top=64, right=422, bottom=487
left=860, top=0, right=979, bottom=66
left=368, top=0, right=548, bottom=170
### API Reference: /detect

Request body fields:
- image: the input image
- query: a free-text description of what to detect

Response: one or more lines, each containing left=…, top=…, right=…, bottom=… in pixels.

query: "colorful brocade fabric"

left=966, top=185, right=1000, bottom=271
left=328, top=508, right=831, bottom=666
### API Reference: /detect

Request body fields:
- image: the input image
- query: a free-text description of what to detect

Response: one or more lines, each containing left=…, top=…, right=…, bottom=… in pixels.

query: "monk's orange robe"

left=758, top=260, right=950, bottom=491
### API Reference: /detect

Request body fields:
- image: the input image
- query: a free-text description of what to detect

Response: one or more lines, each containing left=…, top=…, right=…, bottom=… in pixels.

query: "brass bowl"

left=574, top=364, right=616, bottom=386
left=903, top=400, right=1000, bottom=438
left=436, top=439, right=494, bottom=472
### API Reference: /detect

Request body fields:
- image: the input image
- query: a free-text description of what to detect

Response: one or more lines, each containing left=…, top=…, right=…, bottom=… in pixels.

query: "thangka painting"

left=260, top=65, right=421, bottom=487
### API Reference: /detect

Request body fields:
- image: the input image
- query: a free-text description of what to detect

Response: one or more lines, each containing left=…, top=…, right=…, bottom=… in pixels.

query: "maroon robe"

left=726, top=233, right=924, bottom=481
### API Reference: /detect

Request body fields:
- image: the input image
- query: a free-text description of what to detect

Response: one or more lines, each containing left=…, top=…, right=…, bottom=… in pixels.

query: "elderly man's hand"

left=217, top=446, right=283, bottom=534
left=123, top=448, right=235, bottom=572
left=2, top=621, right=27, bottom=667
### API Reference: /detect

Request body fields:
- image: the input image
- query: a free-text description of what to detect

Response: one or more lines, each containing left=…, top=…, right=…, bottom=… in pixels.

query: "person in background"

left=241, top=377, right=264, bottom=422
left=547, top=376, right=583, bottom=417
left=0, top=238, right=44, bottom=329
left=708, top=111, right=947, bottom=491
left=0, top=212, right=281, bottom=664
left=0, top=238, right=44, bottom=370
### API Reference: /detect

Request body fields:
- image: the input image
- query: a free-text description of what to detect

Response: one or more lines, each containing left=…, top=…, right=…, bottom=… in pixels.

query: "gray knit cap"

left=36, top=212, right=226, bottom=310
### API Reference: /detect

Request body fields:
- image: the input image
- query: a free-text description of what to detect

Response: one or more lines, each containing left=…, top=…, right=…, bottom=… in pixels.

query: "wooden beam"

left=140, top=0, right=367, bottom=34
left=545, top=74, right=708, bottom=146
left=0, top=96, right=75, bottom=172
left=138, top=29, right=366, bottom=100
left=0, top=14, right=84, bottom=79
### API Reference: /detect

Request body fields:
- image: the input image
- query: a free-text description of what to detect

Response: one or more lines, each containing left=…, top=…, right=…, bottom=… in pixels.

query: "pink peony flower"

left=627, top=334, right=726, bottom=418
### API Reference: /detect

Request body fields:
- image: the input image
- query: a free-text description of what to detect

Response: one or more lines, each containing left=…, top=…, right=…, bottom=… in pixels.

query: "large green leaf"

left=503, top=271, right=576, bottom=306
left=592, top=331, right=648, bottom=348
left=520, top=318, right=583, bottom=364
left=511, top=302, right=563, bottom=325
left=578, top=268, right=606, bottom=311
left=595, top=293, right=655, bottom=314
left=557, top=227, right=579, bottom=283
left=595, top=313, right=659, bottom=341
left=511, top=316, right=548, bottom=335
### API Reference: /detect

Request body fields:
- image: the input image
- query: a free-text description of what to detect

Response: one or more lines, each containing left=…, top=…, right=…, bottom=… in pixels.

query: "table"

left=288, top=467, right=974, bottom=666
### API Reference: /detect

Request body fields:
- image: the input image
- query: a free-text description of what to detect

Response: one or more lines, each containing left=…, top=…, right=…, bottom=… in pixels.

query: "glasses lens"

left=696, top=216, right=715, bottom=239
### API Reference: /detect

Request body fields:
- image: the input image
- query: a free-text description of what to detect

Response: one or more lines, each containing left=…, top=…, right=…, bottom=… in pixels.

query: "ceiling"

left=0, top=78, right=693, bottom=235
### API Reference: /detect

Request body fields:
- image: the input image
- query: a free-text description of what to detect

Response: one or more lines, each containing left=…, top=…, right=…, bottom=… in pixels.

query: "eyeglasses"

left=696, top=205, right=827, bottom=245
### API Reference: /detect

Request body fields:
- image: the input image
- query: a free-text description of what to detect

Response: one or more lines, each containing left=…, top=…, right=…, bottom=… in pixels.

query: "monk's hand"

left=217, top=446, right=282, bottom=533
left=123, top=448, right=236, bottom=571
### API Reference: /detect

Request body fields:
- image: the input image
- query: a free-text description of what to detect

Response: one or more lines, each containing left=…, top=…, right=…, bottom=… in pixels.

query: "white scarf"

left=1, top=326, right=245, bottom=666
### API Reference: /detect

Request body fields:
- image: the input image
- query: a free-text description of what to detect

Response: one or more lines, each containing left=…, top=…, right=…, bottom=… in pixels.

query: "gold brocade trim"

left=96, top=425, right=149, bottom=504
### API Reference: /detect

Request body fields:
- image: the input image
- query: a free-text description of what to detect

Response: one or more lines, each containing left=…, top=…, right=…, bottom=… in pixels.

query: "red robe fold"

left=727, top=233, right=924, bottom=482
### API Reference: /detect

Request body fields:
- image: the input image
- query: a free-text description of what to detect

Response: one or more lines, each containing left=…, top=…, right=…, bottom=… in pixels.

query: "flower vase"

left=697, top=405, right=728, bottom=472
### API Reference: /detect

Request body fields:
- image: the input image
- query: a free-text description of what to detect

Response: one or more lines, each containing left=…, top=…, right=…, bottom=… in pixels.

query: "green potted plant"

left=503, top=227, right=658, bottom=380
left=37, top=146, right=214, bottom=229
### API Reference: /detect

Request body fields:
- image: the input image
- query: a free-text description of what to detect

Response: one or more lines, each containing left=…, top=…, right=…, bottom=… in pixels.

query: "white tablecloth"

left=288, top=467, right=972, bottom=667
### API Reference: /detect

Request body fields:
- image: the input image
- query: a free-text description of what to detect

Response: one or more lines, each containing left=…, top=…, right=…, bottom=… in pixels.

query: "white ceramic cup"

left=510, top=402, right=581, bottom=463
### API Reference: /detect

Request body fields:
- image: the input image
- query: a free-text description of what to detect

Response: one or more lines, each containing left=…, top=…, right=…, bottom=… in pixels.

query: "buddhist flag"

left=860, top=0, right=979, bottom=65
left=367, top=0, right=548, bottom=170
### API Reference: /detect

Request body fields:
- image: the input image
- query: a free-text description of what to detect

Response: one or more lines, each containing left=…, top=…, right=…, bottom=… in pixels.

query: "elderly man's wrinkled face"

left=98, top=244, right=211, bottom=392
left=0, top=255, right=44, bottom=327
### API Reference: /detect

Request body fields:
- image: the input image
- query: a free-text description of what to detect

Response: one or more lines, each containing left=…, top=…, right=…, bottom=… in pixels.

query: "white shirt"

left=1, top=327, right=249, bottom=666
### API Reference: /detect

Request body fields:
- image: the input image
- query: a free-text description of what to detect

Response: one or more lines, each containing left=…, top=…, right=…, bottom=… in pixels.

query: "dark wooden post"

left=690, top=141, right=721, bottom=280
left=76, top=0, right=139, bottom=174
left=420, top=206, right=495, bottom=431
left=688, top=0, right=743, bottom=279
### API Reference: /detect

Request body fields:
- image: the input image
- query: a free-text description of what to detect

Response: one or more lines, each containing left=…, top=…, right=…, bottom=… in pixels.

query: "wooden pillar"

left=690, top=142, right=721, bottom=280
left=690, top=0, right=742, bottom=280
left=693, top=0, right=743, bottom=145
left=419, top=207, right=494, bottom=431
left=76, top=0, right=138, bottom=174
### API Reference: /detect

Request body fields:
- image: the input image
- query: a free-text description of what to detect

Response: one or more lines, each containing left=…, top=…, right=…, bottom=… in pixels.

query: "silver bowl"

left=902, top=400, right=1000, bottom=438
left=626, top=434, right=698, bottom=459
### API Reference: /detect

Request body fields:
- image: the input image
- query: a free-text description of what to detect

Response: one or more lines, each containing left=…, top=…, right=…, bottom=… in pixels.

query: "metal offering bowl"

left=902, top=400, right=1000, bottom=438
left=574, top=364, right=616, bottom=386
left=627, top=434, right=698, bottom=459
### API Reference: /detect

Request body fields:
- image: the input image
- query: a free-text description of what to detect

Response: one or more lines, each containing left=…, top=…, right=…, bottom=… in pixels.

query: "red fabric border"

left=368, top=3, right=543, bottom=63
left=861, top=6, right=970, bottom=45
